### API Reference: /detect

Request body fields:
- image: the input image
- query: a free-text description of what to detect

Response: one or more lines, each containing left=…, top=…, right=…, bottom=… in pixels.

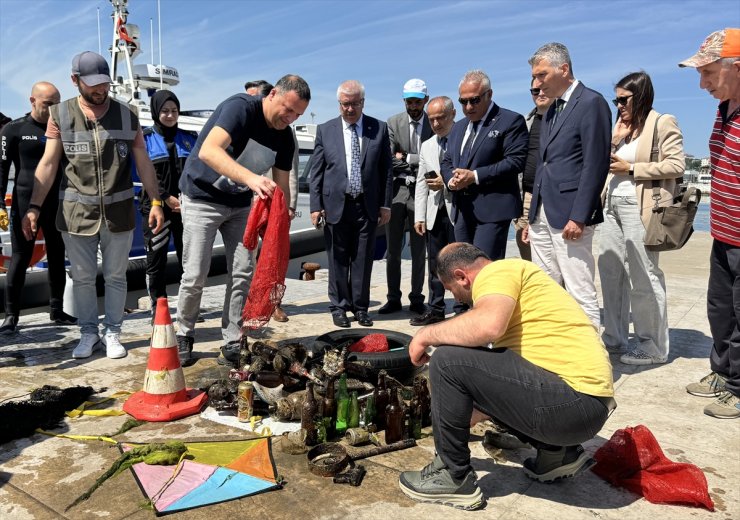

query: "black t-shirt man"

left=179, top=94, right=294, bottom=207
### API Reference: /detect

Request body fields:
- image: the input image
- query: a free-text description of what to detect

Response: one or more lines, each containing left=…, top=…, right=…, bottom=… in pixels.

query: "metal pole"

left=97, top=7, right=101, bottom=55
left=157, top=0, right=163, bottom=89
left=150, top=18, right=154, bottom=63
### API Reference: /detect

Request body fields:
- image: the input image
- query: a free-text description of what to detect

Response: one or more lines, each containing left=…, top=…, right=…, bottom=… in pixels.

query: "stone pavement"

left=0, top=232, right=738, bottom=519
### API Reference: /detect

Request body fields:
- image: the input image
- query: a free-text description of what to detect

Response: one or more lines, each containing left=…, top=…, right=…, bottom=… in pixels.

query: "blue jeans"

left=707, top=239, right=740, bottom=396
left=62, top=227, right=133, bottom=335
left=599, top=195, right=669, bottom=358
left=430, top=346, right=610, bottom=479
left=177, top=195, right=253, bottom=344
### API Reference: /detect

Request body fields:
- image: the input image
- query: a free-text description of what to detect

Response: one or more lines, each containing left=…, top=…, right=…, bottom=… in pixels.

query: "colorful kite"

left=123, top=437, right=281, bottom=515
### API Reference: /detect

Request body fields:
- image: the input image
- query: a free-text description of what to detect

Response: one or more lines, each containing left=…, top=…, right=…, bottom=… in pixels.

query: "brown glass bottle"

left=415, top=376, right=432, bottom=427
left=375, top=371, right=389, bottom=430
left=301, top=382, right=319, bottom=446
left=322, top=377, right=337, bottom=439
left=385, top=387, right=404, bottom=444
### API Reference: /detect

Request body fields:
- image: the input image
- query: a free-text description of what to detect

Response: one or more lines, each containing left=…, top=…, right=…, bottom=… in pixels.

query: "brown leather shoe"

left=272, top=306, right=289, bottom=322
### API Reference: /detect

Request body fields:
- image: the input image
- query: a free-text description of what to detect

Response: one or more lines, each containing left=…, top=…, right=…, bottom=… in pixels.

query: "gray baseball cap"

left=72, top=51, right=112, bottom=86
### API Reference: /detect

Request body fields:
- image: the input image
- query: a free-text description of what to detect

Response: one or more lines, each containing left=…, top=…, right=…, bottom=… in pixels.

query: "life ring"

left=0, top=193, right=47, bottom=272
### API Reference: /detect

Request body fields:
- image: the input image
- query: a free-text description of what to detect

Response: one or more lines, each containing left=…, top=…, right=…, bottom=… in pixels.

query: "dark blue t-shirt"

left=179, top=94, right=294, bottom=207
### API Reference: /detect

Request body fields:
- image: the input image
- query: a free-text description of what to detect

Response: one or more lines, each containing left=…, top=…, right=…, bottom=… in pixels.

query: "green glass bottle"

left=363, top=390, right=377, bottom=428
left=348, top=391, right=360, bottom=429
left=335, top=374, right=350, bottom=435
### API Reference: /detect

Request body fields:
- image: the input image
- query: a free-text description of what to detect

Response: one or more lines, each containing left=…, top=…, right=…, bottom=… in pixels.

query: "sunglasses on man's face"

left=458, top=96, right=483, bottom=106
left=530, top=88, right=541, bottom=96
left=612, top=94, right=634, bottom=107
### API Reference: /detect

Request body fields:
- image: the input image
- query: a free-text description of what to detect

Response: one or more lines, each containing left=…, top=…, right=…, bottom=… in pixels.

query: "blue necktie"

left=349, top=123, right=362, bottom=197
left=438, top=136, right=447, bottom=164
left=460, top=120, right=479, bottom=166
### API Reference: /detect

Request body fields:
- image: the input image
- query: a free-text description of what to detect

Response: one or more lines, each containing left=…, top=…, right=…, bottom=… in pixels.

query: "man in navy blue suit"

left=308, top=80, right=393, bottom=328
left=441, top=70, right=529, bottom=261
left=525, top=43, right=611, bottom=329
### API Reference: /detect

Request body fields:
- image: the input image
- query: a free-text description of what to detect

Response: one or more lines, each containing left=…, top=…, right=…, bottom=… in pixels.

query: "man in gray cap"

left=23, top=51, right=164, bottom=360
left=679, top=28, right=740, bottom=419
left=380, top=79, right=432, bottom=318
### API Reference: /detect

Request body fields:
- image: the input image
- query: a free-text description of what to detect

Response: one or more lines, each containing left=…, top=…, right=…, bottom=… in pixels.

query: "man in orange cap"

left=679, top=28, right=740, bottom=419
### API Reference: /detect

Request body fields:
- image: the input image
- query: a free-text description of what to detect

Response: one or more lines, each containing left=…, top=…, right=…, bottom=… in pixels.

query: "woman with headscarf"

left=141, top=90, right=197, bottom=311
left=599, top=71, right=685, bottom=365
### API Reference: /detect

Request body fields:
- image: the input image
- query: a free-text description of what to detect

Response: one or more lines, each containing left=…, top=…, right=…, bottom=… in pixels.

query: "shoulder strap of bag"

left=650, top=115, right=663, bottom=208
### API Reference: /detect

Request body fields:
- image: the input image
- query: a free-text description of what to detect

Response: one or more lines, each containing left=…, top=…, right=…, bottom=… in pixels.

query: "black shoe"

left=522, top=445, right=595, bottom=483
left=355, top=311, right=373, bottom=327
left=0, top=315, right=18, bottom=334
left=332, top=312, right=350, bottom=328
left=410, top=311, right=445, bottom=326
left=218, top=341, right=241, bottom=366
left=50, top=309, right=78, bottom=325
left=377, top=301, right=402, bottom=314
left=177, top=335, right=195, bottom=366
left=409, top=302, right=427, bottom=315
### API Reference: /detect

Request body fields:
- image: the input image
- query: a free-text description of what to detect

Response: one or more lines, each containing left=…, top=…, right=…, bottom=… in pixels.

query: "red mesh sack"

left=592, top=424, right=714, bottom=510
left=349, top=334, right=389, bottom=353
left=241, top=188, right=290, bottom=330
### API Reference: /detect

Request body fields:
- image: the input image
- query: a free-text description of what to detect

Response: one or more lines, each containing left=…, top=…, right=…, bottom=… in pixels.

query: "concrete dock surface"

left=0, top=231, right=738, bottom=519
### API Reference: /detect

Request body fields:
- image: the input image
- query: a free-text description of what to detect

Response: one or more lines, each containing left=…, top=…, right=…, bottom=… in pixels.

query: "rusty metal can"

left=237, top=381, right=254, bottom=422
left=345, top=427, right=371, bottom=446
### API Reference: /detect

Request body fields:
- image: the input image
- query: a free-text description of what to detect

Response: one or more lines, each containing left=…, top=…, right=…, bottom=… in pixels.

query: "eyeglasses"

left=458, top=96, right=483, bottom=106
left=530, top=88, right=541, bottom=96
left=339, top=101, right=363, bottom=109
left=612, top=95, right=634, bottom=107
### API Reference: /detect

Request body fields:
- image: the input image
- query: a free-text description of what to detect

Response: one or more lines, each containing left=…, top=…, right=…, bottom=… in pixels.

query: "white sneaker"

left=72, top=333, right=101, bottom=359
left=102, top=333, right=127, bottom=359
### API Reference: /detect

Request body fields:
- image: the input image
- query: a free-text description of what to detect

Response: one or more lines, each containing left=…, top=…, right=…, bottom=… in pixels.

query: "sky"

left=1, top=0, right=738, bottom=158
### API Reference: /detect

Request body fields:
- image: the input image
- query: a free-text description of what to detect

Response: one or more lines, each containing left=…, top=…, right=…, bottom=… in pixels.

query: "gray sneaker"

left=399, top=455, right=484, bottom=511
left=703, top=391, right=740, bottom=419
left=686, top=372, right=727, bottom=397
left=177, top=335, right=194, bottom=367
left=523, top=444, right=595, bottom=483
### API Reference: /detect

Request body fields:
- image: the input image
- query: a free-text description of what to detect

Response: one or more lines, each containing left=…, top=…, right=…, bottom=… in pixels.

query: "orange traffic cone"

left=123, top=298, right=207, bottom=421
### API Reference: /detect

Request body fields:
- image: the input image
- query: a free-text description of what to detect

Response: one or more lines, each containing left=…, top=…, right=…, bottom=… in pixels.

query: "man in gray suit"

left=412, top=96, right=456, bottom=325
left=379, top=79, right=432, bottom=316
left=308, top=80, right=392, bottom=328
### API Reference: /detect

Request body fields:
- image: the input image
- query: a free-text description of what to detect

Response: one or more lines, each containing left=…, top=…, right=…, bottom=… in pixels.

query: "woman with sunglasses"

left=599, top=71, right=685, bottom=365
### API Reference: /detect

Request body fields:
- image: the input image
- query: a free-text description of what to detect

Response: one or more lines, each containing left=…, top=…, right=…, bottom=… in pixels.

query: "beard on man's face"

left=78, top=85, right=108, bottom=106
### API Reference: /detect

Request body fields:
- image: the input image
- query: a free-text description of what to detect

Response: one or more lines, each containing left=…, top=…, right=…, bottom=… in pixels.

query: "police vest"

left=143, top=127, right=196, bottom=163
left=51, top=97, right=138, bottom=235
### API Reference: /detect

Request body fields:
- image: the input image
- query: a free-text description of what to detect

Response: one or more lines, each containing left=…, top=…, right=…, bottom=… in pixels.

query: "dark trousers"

left=430, top=346, right=609, bottom=479
left=4, top=195, right=66, bottom=315
left=426, top=205, right=455, bottom=314
left=142, top=208, right=183, bottom=307
left=324, top=196, right=376, bottom=314
left=453, top=207, right=510, bottom=260
left=707, top=239, right=740, bottom=396
left=385, top=181, right=425, bottom=306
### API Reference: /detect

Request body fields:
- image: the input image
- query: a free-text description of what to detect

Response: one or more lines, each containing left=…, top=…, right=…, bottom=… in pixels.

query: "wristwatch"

left=151, top=199, right=163, bottom=207
left=628, top=164, right=634, bottom=176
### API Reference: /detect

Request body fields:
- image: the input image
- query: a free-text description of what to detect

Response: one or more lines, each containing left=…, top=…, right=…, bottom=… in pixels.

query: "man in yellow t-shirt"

left=399, top=242, right=615, bottom=511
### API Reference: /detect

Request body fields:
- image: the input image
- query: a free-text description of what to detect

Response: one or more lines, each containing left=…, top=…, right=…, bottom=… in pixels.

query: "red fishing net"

left=349, top=334, right=389, bottom=353
left=592, top=425, right=714, bottom=510
left=241, top=188, right=290, bottom=330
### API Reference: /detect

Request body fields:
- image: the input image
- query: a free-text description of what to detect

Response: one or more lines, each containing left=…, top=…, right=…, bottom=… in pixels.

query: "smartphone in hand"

left=424, top=170, right=438, bottom=179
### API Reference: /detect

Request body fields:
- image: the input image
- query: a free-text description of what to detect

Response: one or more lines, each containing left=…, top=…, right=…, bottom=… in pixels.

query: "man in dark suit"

left=525, top=42, right=611, bottom=329
left=441, top=70, right=529, bottom=260
left=379, top=79, right=433, bottom=316
left=308, top=80, right=392, bottom=328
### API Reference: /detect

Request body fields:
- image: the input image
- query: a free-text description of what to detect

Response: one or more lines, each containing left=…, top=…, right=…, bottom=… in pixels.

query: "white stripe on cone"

left=152, top=325, right=177, bottom=349
left=143, top=369, right=186, bottom=395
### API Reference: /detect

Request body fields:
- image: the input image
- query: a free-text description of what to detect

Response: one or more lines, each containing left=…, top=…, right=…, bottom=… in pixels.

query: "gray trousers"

left=177, top=194, right=254, bottom=344
left=385, top=182, right=425, bottom=306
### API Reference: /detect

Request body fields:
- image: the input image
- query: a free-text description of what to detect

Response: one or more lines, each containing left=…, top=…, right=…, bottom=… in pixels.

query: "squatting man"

left=398, top=242, right=615, bottom=511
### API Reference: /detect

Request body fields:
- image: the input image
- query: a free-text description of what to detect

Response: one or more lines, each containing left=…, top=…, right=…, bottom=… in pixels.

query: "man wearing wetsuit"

left=0, top=82, right=77, bottom=333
